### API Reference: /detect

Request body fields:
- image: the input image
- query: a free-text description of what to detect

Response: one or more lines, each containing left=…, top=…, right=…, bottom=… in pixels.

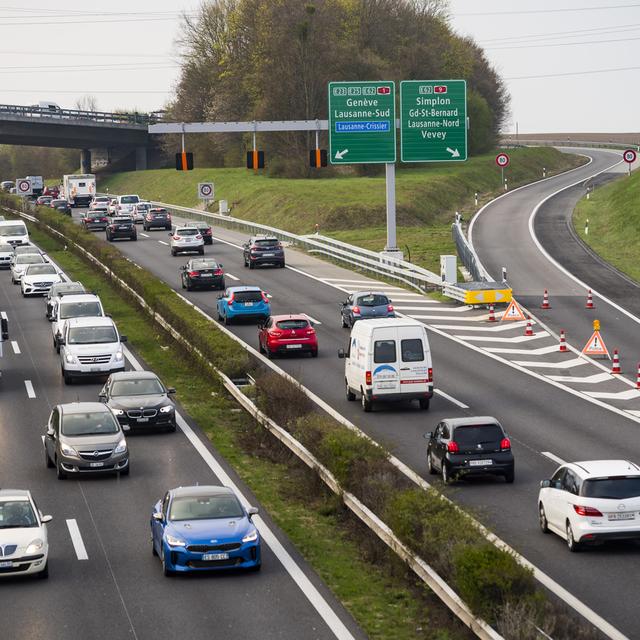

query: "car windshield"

left=120, top=196, right=139, bottom=204
left=178, top=228, right=198, bottom=236
left=25, top=264, right=56, bottom=275
left=254, top=238, right=278, bottom=247
left=113, top=218, right=131, bottom=224
left=59, top=301, right=102, bottom=319
left=169, top=494, right=244, bottom=521
left=151, top=210, right=167, bottom=216
left=191, top=260, right=218, bottom=270
left=582, top=477, right=640, bottom=499
left=61, top=411, right=120, bottom=436
left=16, top=254, right=44, bottom=264
left=89, top=212, right=106, bottom=217
left=0, top=499, right=37, bottom=529
left=67, top=325, right=117, bottom=344
left=0, top=225, right=27, bottom=236
left=111, top=378, right=164, bottom=397
left=454, top=424, right=503, bottom=447
left=52, top=200, right=67, bottom=206
left=276, top=319, right=309, bottom=330
left=14, top=247, right=38, bottom=255
left=357, top=294, right=389, bottom=307
left=233, top=290, right=263, bottom=303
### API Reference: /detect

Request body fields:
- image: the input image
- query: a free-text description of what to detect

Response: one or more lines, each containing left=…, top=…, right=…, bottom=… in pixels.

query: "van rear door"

left=398, top=327, right=431, bottom=395
left=371, top=327, right=401, bottom=396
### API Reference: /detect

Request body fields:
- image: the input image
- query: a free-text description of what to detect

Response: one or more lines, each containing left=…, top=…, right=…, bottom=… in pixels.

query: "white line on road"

left=541, top=451, right=566, bottom=465
left=546, top=372, right=612, bottom=384
left=158, top=240, right=168, bottom=246
left=485, top=344, right=560, bottom=355
left=458, top=332, right=550, bottom=343
left=303, top=313, right=322, bottom=326
left=513, top=357, right=588, bottom=369
left=435, top=320, right=531, bottom=332
left=434, top=389, right=468, bottom=409
left=66, top=519, right=89, bottom=560
left=24, top=380, right=35, bottom=398
left=225, top=272, right=240, bottom=281
left=11, top=341, right=20, bottom=354
left=586, top=389, right=640, bottom=400
left=140, top=233, right=149, bottom=238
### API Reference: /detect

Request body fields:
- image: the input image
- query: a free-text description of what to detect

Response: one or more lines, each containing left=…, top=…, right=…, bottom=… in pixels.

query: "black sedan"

left=180, top=258, right=225, bottom=290
left=425, top=417, right=515, bottom=484
left=106, top=216, right=137, bottom=241
left=99, top=371, right=176, bottom=432
left=49, top=199, right=71, bottom=215
left=81, top=211, right=109, bottom=231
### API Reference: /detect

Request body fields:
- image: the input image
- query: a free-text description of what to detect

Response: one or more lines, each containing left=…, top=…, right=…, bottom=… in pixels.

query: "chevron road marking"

left=585, top=389, right=640, bottom=400
left=513, top=357, right=589, bottom=369
left=457, top=332, right=550, bottom=343
left=546, top=372, right=613, bottom=383
left=434, top=320, right=530, bottom=332
left=410, top=314, right=490, bottom=322
left=485, top=344, right=559, bottom=355
left=627, top=410, right=640, bottom=418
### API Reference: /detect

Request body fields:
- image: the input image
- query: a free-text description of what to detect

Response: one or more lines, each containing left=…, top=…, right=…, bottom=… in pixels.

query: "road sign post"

left=198, top=182, right=214, bottom=201
left=623, top=148, right=637, bottom=176
left=400, top=80, right=467, bottom=162
left=495, top=153, right=510, bottom=191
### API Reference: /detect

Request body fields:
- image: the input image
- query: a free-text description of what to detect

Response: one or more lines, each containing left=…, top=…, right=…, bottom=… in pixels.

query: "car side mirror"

left=540, top=480, right=552, bottom=489
left=217, top=294, right=223, bottom=300
left=105, top=313, right=112, bottom=318
left=423, top=432, right=433, bottom=440
left=120, top=335, right=128, bottom=343
left=58, top=337, right=65, bottom=346
left=152, top=512, right=163, bottom=522
left=46, top=427, right=55, bottom=438
left=167, top=387, right=176, bottom=395
left=179, top=266, right=186, bottom=271
left=337, top=348, right=345, bottom=359
left=247, top=506, right=259, bottom=518
left=41, top=515, right=53, bottom=524
left=98, top=393, right=106, bottom=402
left=168, top=232, right=172, bottom=236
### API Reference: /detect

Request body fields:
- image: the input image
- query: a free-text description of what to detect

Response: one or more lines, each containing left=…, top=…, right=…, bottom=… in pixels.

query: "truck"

left=26, top=176, right=44, bottom=197
left=63, top=174, right=96, bottom=207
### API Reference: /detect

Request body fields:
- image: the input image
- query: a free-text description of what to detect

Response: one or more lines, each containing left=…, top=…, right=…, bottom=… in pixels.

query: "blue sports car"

left=216, top=285, right=271, bottom=324
left=151, top=485, right=261, bottom=575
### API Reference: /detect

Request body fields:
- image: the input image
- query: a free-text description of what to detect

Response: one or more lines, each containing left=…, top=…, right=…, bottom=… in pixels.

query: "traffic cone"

left=559, top=330, right=568, bottom=352
left=487, top=304, right=496, bottom=323
left=541, top=289, right=551, bottom=309
left=611, top=349, right=621, bottom=374
left=586, top=289, right=595, bottom=309
left=524, top=316, right=534, bottom=336
left=636, top=363, right=640, bottom=390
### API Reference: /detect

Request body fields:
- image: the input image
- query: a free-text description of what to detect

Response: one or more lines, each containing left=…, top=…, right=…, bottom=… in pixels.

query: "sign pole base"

left=381, top=163, right=403, bottom=263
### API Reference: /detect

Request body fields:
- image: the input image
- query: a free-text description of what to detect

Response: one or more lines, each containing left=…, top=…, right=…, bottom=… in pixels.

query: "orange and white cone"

left=586, top=289, right=595, bottom=309
left=611, top=349, right=621, bottom=374
left=559, top=330, right=568, bottom=352
left=524, top=316, right=534, bottom=336
left=636, top=363, right=640, bottom=390
left=487, top=304, right=496, bottom=323
left=541, top=289, right=551, bottom=309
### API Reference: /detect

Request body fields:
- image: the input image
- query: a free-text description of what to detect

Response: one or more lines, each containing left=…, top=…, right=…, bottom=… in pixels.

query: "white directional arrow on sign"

left=334, top=149, right=349, bottom=160
left=446, top=147, right=460, bottom=158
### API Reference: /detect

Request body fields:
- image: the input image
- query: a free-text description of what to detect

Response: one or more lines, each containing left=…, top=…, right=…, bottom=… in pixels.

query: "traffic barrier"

left=559, top=330, right=568, bottom=352
left=541, top=289, right=551, bottom=309
left=524, top=316, right=534, bottom=336
left=487, top=304, right=496, bottom=323
left=585, top=289, right=595, bottom=309
left=611, top=350, right=621, bottom=374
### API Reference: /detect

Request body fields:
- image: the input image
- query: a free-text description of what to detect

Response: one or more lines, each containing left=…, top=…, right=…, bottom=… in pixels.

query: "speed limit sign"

left=495, top=153, right=510, bottom=167
left=623, top=149, right=637, bottom=164
left=198, top=182, right=214, bottom=200
left=17, top=178, right=32, bottom=195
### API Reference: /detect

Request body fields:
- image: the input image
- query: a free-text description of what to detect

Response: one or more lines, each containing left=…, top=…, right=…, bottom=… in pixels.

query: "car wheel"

left=56, top=458, right=67, bottom=480
left=152, top=539, right=158, bottom=557
left=21, top=289, right=26, bottom=297
left=441, top=461, right=452, bottom=485
left=63, top=369, right=73, bottom=385
left=171, top=249, right=177, bottom=257
left=258, top=340, right=264, bottom=354
left=248, top=562, right=261, bottom=572
left=198, top=248, right=204, bottom=255
left=181, top=278, right=186, bottom=289
left=346, top=382, right=356, bottom=401
left=131, top=235, right=137, bottom=241
left=311, top=349, right=318, bottom=358
left=45, top=447, right=54, bottom=469
left=37, top=562, right=49, bottom=579
left=243, top=257, right=248, bottom=267
left=361, top=391, right=372, bottom=412
left=419, top=398, right=430, bottom=410
left=167, top=423, right=177, bottom=433
left=504, top=468, right=515, bottom=483
left=249, top=261, right=255, bottom=269
left=186, top=281, right=193, bottom=291
left=223, top=313, right=230, bottom=325
left=106, top=233, right=112, bottom=242
left=566, top=521, right=581, bottom=552
left=265, top=347, right=273, bottom=359
left=341, top=314, right=348, bottom=328
left=539, top=503, right=549, bottom=534
left=280, top=261, right=285, bottom=268
left=427, top=449, right=437, bottom=475
left=119, top=464, right=130, bottom=477
left=162, top=547, right=175, bottom=576
left=219, top=280, right=225, bottom=290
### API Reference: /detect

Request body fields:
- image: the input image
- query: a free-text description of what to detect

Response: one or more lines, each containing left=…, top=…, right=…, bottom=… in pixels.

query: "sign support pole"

left=384, top=163, right=397, bottom=251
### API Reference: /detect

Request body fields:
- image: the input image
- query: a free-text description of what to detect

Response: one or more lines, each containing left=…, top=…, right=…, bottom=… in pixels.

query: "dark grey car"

left=243, top=236, right=285, bottom=269
left=340, top=291, right=395, bottom=328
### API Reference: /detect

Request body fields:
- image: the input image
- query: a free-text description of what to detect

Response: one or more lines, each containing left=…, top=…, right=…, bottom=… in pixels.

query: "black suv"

left=143, top=208, right=172, bottom=231
left=425, top=417, right=514, bottom=484
left=186, top=221, right=213, bottom=245
left=106, top=216, right=137, bottom=242
left=243, top=236, right=285, bottom=269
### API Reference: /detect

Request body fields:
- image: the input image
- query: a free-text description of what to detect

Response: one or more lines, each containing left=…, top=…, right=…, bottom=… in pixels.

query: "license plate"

left=90, top=367, right=101, bottom=372
left=376, top=382, right=396, bottom=389
left=118, top=226, right=129, bottom=230
left=202, top=552, right=229, bottom=561
left=263, top=253, right=274, bottom=257
left=200, top=273, right=212, bottom=277
left=90, top=462, right=104, bottom=468
left=469, top=459, right=493, bottom=466
left=608, top=512, right=635, bottom=521
left=0, top=561, right=12, bottom=568
left=286, top=344, right=302, bottom=349
left=244, top=302, right=254, bottom=307
left=137, top=417, right=149, bottom=423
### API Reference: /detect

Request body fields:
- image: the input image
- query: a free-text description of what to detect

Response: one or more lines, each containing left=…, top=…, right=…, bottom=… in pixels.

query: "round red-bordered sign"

left=17, top=179, right=31, bottom=194
left=495, top=153, right=510, bottom=167
left=198, top=183, right=213, bottom=198
left=623, top=149, right=637, bottom=164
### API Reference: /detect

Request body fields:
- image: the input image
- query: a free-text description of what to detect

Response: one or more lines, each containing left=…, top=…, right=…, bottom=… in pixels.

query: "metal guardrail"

left=0, top=103, right=161, bottom=126
left=452, top=216, right=489, bottom=283
left=501, top=138, right=640, bottom=151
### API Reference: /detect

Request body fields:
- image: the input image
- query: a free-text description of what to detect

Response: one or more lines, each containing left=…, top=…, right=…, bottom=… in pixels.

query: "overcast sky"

left=0, top=1, right=638, bottom=133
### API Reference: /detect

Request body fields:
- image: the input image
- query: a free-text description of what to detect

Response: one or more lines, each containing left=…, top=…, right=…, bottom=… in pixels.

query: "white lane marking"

left=541, top=451, right=566, bottom=466
left=546, top=372, right=613, bottom=384
left=158, top=240, right=168, bottom=246
left=140, top=233, right=149, bottom=238
left=458, top=332, right=550, bottom=343
left=434, top=320, right=530, bottom=332
left=396, top=305, right=472, bottom=312
left=225, top=272, right=240, bottom=281
left=434, top=389, right=468, bottom=409
left=585, top=389, right=640, bottom=400
left=485, top=344, right=559, bottom=355
left=11, top=341, right=20, bottom=354
left=24, top=380, right=36, bottom=398
left=302, top=313, right=322, bottom=326
left=627, top=410, right=640, bottom=418
left=410, top=314, right=489, bottom=322
left=66, top=519, right=89, bottom=560
left=120, top=345, right=356, bottom=640
left=513, top=357, right=588, bottom=369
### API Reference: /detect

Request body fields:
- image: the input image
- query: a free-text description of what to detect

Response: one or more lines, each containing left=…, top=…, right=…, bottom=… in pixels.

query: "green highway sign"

left=328, top=81, right=396, bottom=164
left=400, top=80, right=467, bottom=163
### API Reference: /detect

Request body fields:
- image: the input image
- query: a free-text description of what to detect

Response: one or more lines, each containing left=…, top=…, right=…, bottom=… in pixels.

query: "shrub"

left=255, top=371, right=314, bottom=427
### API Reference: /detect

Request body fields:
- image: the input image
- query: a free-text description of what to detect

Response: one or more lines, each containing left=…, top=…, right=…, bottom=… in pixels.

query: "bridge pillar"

left=80, top=148, right=92, bottom=173
left=135, top=146, right=148, bottom=171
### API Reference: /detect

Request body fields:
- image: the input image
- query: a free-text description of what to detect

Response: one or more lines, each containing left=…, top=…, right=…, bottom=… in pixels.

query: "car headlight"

left=159, top=405, right=174, bottom=414
left=114, top=438, right=127, bottom=454
left=112, top=408, right=124, bottom=416
left=64, top=353, right=76, bottom=364
left=60, top=443, right=77, bottom=457
left=26, top=539, right=44, bottom=554
left=165, top=534, right=186, bottom=547
left=242, top=530, right=258, bottom=543
left=114, top=351, right=124, bottom=361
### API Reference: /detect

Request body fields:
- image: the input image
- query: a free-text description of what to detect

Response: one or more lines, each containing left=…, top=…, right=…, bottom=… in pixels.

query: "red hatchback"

left=258, top=314, right=318, bottom=358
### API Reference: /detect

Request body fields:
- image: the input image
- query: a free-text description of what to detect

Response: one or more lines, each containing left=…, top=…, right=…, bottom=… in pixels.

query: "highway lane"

left=77, top=207, right=640, bottom=638
left=0, top=263, right=365, bottom=640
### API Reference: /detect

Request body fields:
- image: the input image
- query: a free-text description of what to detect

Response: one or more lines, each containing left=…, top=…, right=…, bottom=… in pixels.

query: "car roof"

left=228, top=286, right=261, bottom=293
left=444, top=416, right=502, bottom=429
left=171, top=485, right=234, bottom=498
left=271, top=314, right=309, bottom=322
left=52, top=283, right=85, bottom=294
left=0, top=489, right=30, bottom=500
left=60, top=401, right=112, bottom=415
left=251, top=235, right=278, bottom=241
left=186, top=221, right=209, bottom=226
left=567, top=460, right=640, bottom=477
left=59, top=293, right=100, bottom=303
left=109, top=371, right=159, bottom=381
left=353, top=291, right=390, bottom=297
left=66, top=316, right=114, bottom=328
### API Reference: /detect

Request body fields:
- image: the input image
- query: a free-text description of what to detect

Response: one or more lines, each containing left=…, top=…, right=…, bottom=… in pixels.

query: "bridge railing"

left=0, top=103, right=162, bottom=126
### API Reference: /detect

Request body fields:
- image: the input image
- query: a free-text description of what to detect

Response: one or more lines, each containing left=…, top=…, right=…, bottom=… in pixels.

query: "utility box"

left=219, top=200, right=228, bottom=215
left=440, top=255, right=457, bottom=283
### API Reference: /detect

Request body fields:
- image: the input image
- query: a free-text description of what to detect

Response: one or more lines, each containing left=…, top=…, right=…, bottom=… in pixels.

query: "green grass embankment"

left=573, top=169, right=640, bottom=283
left=100, top=147, right=585, bottom=273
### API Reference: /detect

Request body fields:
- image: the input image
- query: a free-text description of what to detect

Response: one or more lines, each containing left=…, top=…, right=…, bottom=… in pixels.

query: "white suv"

left=169, top=226, right=204, bottom=256
left=116, top=194, right=140, bottom=216
left=51, top=293, right=105, bottom=351
left=538, top=460, right=640, bottom=551
left=59, top=316, right=126, bottom=384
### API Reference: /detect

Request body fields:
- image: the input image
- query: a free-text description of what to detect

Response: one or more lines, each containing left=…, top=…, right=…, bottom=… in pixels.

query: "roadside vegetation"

left=573, top=169, right=640, bottom=283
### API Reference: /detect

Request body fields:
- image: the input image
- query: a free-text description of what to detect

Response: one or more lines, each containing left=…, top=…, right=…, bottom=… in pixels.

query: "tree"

left=75, top=95, right=99, bottom=112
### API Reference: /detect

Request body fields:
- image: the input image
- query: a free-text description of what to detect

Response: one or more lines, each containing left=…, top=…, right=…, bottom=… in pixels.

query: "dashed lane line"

left=11, top=340, right=20, bottom=354
left=66, top=519, right=89, bottom=560
left=434, top=389, right=469, bottom=409
left=140, top=233, right=149, bottom=238
left=157, top=240, right=168, bottom=246
left=24, top=380, right=36, bottom=398
left=541, top=451, right=566, bottom=466
left=225, top=272, right=240, bottom=281
left=302, top=313, right=322, bottom=326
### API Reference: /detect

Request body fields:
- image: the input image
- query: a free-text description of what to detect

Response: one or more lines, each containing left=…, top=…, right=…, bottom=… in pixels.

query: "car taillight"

left=261, top=292, right=269, bottom=303
left=270, top=330, right=283, bottom=338
left=352, top=306, right=361, bottom=314
left=214, top=269, right=223, bottom=275
left=500, top=437, right=511, bottom=451
left=447, top=441, right=460, bottom=453
left=428, top=367, right=433, bottom=382
left=365, top=371, right=372, bottom=385
left=305, top=329, right=315, bottom=335
left=173, top=235, right=181, bottom=240
left=195, top=234, right=202, bottom=240
left=573, top=505, right=603, bottom=517
left=188, top=271, right=199, bottom=277
left=167, top=214, right=172, bottom=220
left=387, top=304, right=394, bottom=312
left=228, top=294, right=235, bottom=305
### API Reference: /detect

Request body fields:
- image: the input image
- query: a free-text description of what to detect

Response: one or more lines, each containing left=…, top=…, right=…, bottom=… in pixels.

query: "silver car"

left=44, top=402, right=130, bottom=479
left=10, top=253, right=46, bottom=284
left=169, top=226, right=204, bottom=256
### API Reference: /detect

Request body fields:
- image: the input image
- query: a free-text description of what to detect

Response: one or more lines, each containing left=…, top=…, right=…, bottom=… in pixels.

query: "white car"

left=538, top=460, right=640, bottom=552
left=0, top=489, right=52, bottom=579
left=115, top=194, right=140, bottom=216
left=132, top=201, right=152, bottom=224
left=51, top=293, right=105, bottom=350
left=169, top=226, right=204, bottom=256
left=90, top=196, right=111, bottom=211
left=10, top=253, right=46, bottom=284
left=108, top=198, right=118, bottom=215
left=20, top=263, right=62, bottom=297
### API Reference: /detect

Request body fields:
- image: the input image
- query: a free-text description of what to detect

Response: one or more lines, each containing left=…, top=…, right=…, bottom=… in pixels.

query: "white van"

left=339, top=318, right=433, bottom=412
left=0, top=220, right=30, bottom=269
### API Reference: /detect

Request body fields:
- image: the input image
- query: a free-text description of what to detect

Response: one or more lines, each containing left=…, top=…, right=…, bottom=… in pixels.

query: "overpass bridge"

left=0, top=104, right=165, bottom=172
